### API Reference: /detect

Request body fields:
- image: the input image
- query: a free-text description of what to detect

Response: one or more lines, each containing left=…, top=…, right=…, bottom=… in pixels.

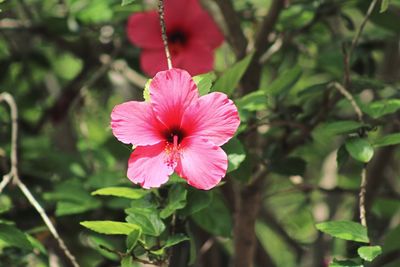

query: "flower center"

left=164, top=128, right=185, bottom=146
left=163, top=128, right=185, bottom=167
left=167, top=30, right=187, bottom=55
left=168, top=30, right=187, bottom=45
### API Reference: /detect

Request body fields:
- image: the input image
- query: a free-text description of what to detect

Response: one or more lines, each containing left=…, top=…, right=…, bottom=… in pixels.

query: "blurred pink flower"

left=126, top=0, right=224, bottom=76
left=111, top=68, right=239, bottom=190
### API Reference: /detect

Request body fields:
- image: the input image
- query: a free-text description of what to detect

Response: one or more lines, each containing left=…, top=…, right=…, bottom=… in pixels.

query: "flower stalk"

left=158, top=0, right=173, bottom=69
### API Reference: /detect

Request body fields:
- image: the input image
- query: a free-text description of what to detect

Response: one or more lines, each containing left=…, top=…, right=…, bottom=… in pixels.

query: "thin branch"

left=241, top=0, right=285, bottom=94
left=158, top=0, right=172, bottom=69
left=359, top=167, right=367, bottom=227
left=344, top=0, right=379, bottom=88
left=16, top=177, right=80, bottom=266
left=349, top=0, right=379, bottom=56
left=0, top=93, right=18, bottom=193
left=329, top=82, right=368, bottom=228
left=259, top=35, right=283, bottom=64
left=329, top=82, right=363, bottom=123
left=112, top=60, right=147, bottom=88
left=253, top=0, right=285, bottom=57
left=0, top=92, right=80, bottom=267
left=36, top=42, right=120, bottom=130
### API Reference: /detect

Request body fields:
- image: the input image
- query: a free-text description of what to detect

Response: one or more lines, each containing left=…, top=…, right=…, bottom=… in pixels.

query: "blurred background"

left=0, top=0, right=400, bottom=266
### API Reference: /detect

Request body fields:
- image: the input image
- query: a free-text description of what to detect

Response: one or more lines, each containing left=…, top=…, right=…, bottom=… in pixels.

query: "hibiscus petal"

left=186, top=7, right=224, bottom=49
left=111, top=101, right=164, bottom=146
left=164, top=0, right=193, bottom=29
left=182, top=92, right=240, bottom=146
left=176, top=137, right=228, bottom=190
left=140, top=49, right=169, bottom=77
left=165, top=0, right=223, bottom=50
left=150, top=68, right=199, bottom=128
left=126, top=12, right=163, bottom=49
left=127, top=142, right=174, bottom=189
left=173, top=42, right=215, bottom=76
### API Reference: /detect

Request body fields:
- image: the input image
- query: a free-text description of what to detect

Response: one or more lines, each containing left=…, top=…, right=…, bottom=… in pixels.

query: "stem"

left=359, top=167, right=367, bottom=227
left=330, top=82, right=363, bottom=123
left=158, top=0, right=172, bottom=70
left=344, top=0, right=378, bottom=88
left=350, top=0, right=379, bottom=56
left=16, top=177, right=80, bottom=267
left=0, top=92, right=80, bottom=267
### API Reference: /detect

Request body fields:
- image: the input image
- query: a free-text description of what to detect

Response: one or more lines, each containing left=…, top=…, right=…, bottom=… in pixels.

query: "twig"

left=349, top=0, right=379, bottom=56
left=253, top=0, right=285, bottom=57
left=158, top=0, right=172, bottom=69
left=69, top=49, right=120, bottom=111
left=329, top=82, right=363, bottom=123
left=112, top=60, right=147, bottom=88
left=0, top=93, right=17, bottom=193
left=199, top=238, right=215, bottom=256
left=329, top=82, right=368, bottom=228
left=359, top=167, right=367, bottom=227
left=259, top=36, right=283, bottom=64
left=344, top=0, right=379, bottom=88
left=241, top=0, right=285, bottom=94
left=0, top=92, right=80, bottom=267
left=36, top=41, right=120, bottom=130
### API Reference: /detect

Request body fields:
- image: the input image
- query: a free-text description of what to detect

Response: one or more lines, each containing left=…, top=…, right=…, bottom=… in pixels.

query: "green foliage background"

left=0, top=0, right=400, bottom=266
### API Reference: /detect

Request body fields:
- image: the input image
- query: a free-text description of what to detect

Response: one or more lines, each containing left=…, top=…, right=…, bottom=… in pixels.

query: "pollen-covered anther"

left=164, top=137, right=181, bottom=168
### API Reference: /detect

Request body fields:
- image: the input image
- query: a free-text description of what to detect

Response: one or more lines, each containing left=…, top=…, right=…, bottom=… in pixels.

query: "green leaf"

left=357, top=245, right=382, bottom=261
left=345, top=138, right=374, bottom=163
left=92, top=187, right=148, bottom=200
left=125, top=212, right=165, bottom=237
left=315, top=221, right=369, bottom=243
left=76, top=2, right=113, bottom=23
left=121, top=256, right=134, bottom=267
left=193, top=72, right=215, bottom=95
left=297, top=82, right=328, bottom=97
left=0, top=195, right=12, bottom=214
left=121, top=0, right=135, bottom=6
left=180, top=189, right=213, bottom=216
left=223, top=137, right=246, bottom=173
left=363, top=99, right=400, bottom=119
left=265, top=66, right=302, bottom=96
left=55, top=201, right=101, bottom=216
left=160, top=184, right=187, bottom=219
left=126, top=228, right=142, bottom=252
left=80, top=221, right=141, bottom=235
left=329, top=259, right=363, bottom=267
left=53, top=53, right=83, bottom=80
left=236, top=90, right=268, bottom=111
left=191, top=193, right=232, bottom=237
left=0, top=224, right=33, bottom=250
left=26, top=234, right=47, bottom=255
left=373, top=133, right=400, bottom=147
left=380, top=0, right=390, bottom=13
left=143, top=79, right=152, bottom=102
left=164, top=233, right=189, bottom=249
left=44, top=180, right=101, bottom=216
left=314, top=121, right=363, bottom=137
left=125, top=197, right=166, bottom=236
left=213, top=53, right=253, bottom=95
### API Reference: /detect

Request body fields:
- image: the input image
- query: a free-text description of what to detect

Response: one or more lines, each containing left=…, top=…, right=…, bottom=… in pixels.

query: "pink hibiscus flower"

left=111, top=68, right=239, bottom=190
left=126, top=0, right=224, bottom=76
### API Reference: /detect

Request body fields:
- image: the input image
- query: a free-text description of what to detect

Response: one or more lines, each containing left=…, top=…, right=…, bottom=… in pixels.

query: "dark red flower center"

left=167, top=30, right=188, bottom=54
left=164, top=127, right=185, bottom=145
